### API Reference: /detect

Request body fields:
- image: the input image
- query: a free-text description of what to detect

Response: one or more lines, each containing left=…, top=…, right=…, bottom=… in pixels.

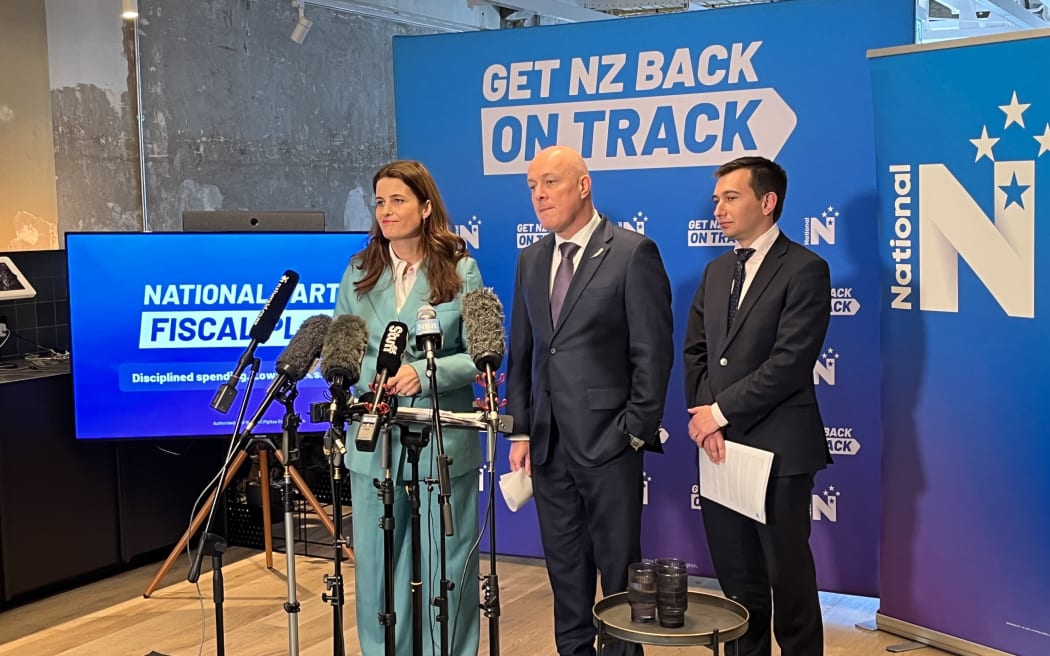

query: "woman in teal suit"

left=334, top=160, right=483, bottom=655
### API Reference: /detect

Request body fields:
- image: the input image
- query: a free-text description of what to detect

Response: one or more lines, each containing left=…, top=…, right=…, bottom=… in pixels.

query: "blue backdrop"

left=871, top=33, right=1050, bottom=655
left=395, top=0, right=913, bottom=596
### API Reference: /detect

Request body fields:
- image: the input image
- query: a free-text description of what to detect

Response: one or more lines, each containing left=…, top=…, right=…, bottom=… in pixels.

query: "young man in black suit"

left=683, top=156, right=832, bottom=656
left=507, top=145, right=674, bottom=656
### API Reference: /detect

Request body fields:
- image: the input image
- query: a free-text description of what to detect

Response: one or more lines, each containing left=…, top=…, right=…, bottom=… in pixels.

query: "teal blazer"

left=334, top=255, right=484, bottom=480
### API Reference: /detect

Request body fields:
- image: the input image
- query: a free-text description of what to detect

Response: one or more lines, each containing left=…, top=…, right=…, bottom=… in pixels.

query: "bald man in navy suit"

left=507, top=146, right=674, bottom=656
left=684, top=156, right=832, bottom=656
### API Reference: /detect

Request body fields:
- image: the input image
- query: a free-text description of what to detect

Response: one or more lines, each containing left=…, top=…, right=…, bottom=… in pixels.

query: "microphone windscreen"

left=376, top=321, right=409, bottom=375
left=249, top=270, right=300, bottom=343
left=462, top=288, right=506, bottom=370
left=275, top=314, right=331, bottom=381
left=321, top=314, right=368, bottom=386
left=417, top=304, right=438, bottom=320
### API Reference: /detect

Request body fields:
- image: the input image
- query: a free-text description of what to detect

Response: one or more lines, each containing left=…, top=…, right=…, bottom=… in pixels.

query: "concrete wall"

left=32, top=0, right=500, bottom=240
left=140, top=1, right=427, bottom=231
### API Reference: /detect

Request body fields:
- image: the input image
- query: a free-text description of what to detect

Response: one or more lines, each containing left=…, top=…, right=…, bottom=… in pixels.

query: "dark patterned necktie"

left=550, top=242, right=580, bottom=325
left=727, top=247, right=756, bottom=329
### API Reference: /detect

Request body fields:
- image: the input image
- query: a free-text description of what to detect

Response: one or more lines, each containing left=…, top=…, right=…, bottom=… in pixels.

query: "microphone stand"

left=374, top=415, right=397, bottom=656
left=277, top=385, right=303, bottom=656
left=321, top=397, right=353, bottom=656
left=188, top=356, right=262, bottom=656
left=399, top=421, right=429, bottom=656
left=423, top=352, right=454, bottom=656
left=478, top=363, right=504, bottom=656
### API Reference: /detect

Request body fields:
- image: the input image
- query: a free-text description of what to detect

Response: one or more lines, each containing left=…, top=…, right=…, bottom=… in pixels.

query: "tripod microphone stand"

left=477, top=365, right=507, bottom=656
left=186, top=356, right=264, bottom=656
left=398, top=421, right=430, bottom=656
left=374, top=416, right=398, bottom=656
left=145, top=397, right=355, bottom=600
left=320, top=404, right=352, bottom=656
left=422, top=353, right=455, bottom=656
left=276, top=385, right=304, bottom=656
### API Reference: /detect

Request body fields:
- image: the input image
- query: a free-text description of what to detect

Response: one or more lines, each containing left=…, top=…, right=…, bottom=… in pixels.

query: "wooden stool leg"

left=258, top=446, right=274, bottom=569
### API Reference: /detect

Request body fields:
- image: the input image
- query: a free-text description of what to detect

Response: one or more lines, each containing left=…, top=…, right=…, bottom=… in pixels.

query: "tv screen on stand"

left=66, top=231, right=369, bottom=440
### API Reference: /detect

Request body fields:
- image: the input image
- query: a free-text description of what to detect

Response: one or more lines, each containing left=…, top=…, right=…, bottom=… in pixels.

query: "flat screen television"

left=182, top=210, right=326, bottom=232
left=66, top=231, right=369, bottom=440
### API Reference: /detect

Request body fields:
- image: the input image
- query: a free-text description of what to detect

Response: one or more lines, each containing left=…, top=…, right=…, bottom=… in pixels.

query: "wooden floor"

left=0, top=545, right=948, bottom=656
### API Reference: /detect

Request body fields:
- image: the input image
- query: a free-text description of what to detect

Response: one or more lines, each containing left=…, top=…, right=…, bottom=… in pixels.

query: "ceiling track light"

left=121, top=0, right=138, bottom=20
left=290, top=1, right=313, bottom=44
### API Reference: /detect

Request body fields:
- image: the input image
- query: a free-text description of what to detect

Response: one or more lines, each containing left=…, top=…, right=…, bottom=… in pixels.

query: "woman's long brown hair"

left=352, top=160, right=468, bottom=304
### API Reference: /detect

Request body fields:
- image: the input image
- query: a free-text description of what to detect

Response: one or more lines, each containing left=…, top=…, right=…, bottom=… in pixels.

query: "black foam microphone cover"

left=462, top=288, right=506, bottom=371
left=250, top=270, right=300, bottom=343
left=275, top=314, right=332, bottom=381
left=376, top=321, right=409, bottom=376
left=321, top=314, right=368, bottom=387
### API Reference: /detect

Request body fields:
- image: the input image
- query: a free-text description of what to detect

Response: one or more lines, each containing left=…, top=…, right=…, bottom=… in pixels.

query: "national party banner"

left=871, top=30, right=1050, bottom=655
left=395, top=0, right=913, bottom=596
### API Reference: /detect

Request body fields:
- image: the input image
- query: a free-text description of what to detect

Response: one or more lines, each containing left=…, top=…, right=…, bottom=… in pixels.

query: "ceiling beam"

left=467, top=0, right=617, bottom=22
left=302, top=0, right=485, bottom=32
left=977, top=0, right=1047, bottom=27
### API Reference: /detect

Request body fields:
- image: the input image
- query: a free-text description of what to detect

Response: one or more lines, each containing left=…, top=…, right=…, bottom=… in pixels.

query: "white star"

left=999, top=91, right=1031, bottom=129
left=1035, top=123, right=1050, bottom=157
left=970, top=125, right=999, bottom=162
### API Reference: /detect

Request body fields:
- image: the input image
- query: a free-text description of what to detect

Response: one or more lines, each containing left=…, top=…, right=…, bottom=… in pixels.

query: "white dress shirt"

left=388, top=244, right=420, bottom=314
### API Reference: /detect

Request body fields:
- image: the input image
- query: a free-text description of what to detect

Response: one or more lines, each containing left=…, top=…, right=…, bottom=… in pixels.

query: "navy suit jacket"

left=507, top=217, right=674, bottom=467
left=683, top=231, right=832, bottom=477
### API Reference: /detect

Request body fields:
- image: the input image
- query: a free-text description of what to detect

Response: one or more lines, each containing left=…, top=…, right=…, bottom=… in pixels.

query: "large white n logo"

left=919, top=162, right=1034, bottom=317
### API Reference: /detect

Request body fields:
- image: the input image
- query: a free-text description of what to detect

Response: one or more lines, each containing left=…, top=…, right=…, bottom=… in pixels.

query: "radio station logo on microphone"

left=825, top=426, right=861, bottom=456
left=686, top=218, right=733, bottom=248
left=455, top=216, right=482, bottom=251
left=619, top=211, right=648, bottom=235
left=830, top=286, right=860, bottom=317
left=811, top=485, right=841, bottom=522
left=813, top=347, right=839, bottom=386
left=886, top=89, right=1045, bottom=318
left=804, top=205, right=837, bottom=246
left=382, top=324, right=405, bottom=354
left=516, top=222, right=549, bottom=248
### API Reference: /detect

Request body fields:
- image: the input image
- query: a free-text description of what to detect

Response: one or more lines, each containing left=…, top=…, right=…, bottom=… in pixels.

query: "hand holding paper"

left=699, top=440, right=774, bottom=524
left=499, top=468, right=533, bottom=512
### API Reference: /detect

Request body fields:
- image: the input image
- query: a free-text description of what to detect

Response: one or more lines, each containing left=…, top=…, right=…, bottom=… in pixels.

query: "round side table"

left=593, top=590, right=748, bottom=655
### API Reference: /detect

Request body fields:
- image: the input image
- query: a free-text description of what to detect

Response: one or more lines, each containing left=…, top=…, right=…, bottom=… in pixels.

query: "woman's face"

left=374, top=176, right=430, bottom=245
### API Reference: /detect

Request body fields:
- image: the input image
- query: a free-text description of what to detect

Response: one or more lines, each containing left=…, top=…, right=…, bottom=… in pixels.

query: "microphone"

left=462, top=288, right=505, bottom=374
left=415, top=304, right=442, bottom=364
left=462, top=288, right=513, bottom=435
left=355, top=321, right=408, bottom=452
left=211, top=270, right=300, bottom=414
left=321, top=314, right=369, bottom=402
left=240, top=314, right=331, bottom=437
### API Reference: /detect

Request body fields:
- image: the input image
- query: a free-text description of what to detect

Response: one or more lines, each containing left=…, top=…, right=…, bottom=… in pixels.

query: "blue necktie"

left=727, top=247, right=756, bottom=329
left=551, top=242, right=580, bottom=325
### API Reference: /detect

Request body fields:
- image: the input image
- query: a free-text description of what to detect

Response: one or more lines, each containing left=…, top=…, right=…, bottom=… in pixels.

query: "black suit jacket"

left=507, top=217, right=674, bottom=467
left=683, top=231, right=832, bottom=477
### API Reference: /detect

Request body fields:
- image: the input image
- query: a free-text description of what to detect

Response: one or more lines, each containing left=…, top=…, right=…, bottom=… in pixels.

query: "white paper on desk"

left=698, top=441, right=774, bottom=524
